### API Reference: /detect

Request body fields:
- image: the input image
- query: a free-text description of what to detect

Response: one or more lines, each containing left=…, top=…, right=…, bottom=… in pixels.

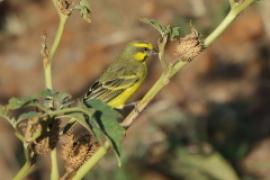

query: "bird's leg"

left=124, top=101, right=140, bottom=113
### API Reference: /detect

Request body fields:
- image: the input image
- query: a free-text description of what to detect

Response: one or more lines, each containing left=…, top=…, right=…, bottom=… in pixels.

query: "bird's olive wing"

left=83, top=75, right=139, bottom=103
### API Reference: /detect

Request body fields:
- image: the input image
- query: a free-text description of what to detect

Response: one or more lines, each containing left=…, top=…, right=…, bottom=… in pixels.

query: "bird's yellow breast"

left=107, top=78, right=144, bottom=109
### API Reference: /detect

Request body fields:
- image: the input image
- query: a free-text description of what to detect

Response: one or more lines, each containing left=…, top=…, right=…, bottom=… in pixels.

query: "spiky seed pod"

left=61, top=132, right=98, bottom=178
left=34, top=119, right=60, bottom=155
left=168, top=27, right=203, bottom=61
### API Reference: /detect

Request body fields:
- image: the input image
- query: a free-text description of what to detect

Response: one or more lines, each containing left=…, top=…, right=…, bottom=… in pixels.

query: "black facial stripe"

left=136, top=47, right=150, bottom=52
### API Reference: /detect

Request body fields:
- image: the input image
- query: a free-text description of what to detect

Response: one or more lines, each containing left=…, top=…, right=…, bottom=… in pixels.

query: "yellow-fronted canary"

left=83, top=41, right=155, bottom=109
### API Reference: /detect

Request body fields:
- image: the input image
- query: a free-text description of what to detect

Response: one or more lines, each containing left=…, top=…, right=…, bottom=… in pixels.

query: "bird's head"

left=122, top=41, right=157, bottom=61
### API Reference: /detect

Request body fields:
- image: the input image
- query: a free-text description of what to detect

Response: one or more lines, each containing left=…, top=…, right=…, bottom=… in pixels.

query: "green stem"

left=44, top=107, right=94, bottom=117
left=13, top=144, right=33, bottom=180
left=43, top=15, right=67, bottom=90
left=13, top=161, right=32, bottom=180
left=43, top=0, right=68, bottom=90
left=204, top=10, right=236, bottom=47
left=229, top=0, right=235, bottom=7
left=49, top=15, right=68, bottom=60
left=44, top=61, right=53, bottom=90
left=50, top=149, right=59, bottom=180
left=204, top=0, right=255, bottom=47
left=72, top=141, right=111, bottom=180
left=46, top=2, right=68, bottom=179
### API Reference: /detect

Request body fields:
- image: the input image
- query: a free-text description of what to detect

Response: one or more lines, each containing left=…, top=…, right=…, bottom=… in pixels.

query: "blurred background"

left=1, top=0, right=270, bottom=179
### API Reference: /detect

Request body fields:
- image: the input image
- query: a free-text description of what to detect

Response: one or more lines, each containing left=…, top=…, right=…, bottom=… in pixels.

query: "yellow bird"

left=83, top=41, right=156, bottom=109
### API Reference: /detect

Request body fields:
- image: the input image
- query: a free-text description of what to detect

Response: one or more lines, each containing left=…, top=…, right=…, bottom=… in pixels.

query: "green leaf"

left=86, top=99, right=124, bottom=163
left=64, top=113, right=92, bottom=132
left=170, top=26, right=182, bottom=39
left=53, top=91, right=72, bottom=109
left=76, top=0, right=92, bottom=23
left=0, top=105, right=7, bottom=116
left=63, top=109, right=104, bottom=143
left=142, top=18, right=182, bottom=40
left=40, top=89, right=54, bottom=97
left=142, top=18, right=170, bottom=37
left=39, top=89, right=72, bottom=110
left=0, top=105, right=16, bottom=127
left=7, top=96, right=37, bottom=110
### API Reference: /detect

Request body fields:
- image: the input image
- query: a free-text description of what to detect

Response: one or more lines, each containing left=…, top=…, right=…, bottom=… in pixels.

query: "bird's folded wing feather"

left=84, top=70, right=139, bottom=103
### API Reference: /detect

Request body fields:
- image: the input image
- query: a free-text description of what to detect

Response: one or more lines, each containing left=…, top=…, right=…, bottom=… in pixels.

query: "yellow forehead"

left=131, top=42, right=153, bottom=50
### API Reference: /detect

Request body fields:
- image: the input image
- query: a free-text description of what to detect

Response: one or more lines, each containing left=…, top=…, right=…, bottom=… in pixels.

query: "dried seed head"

left=34, top=136, right=51, bottom=155
left=34, top=119, right=60, bottom=155
left=57, top=0, right=73, bottom=16
left=61, top=132, right=98, bottom=175
left=168, top=27, right=203, bottom=61
left=18, top=117, right=42, bottom=143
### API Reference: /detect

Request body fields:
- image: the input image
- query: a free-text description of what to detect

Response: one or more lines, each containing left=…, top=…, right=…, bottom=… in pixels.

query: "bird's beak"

left=148, top=49, right=158, bottom=56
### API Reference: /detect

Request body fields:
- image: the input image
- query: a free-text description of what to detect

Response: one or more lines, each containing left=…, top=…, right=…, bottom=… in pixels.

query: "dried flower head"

left=17, top=116, right=42, bottom=143
left=57, top=0, right=73, bottom=15
left=61, top=131, right=98, bottom=177
left=16, top=117, right=60, bottom=155
left=34, top=119, right=60, bottom=154
left=168, top=27, right=203, bottom=61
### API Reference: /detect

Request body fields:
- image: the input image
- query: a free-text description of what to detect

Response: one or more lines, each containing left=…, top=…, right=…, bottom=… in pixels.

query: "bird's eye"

left=143, top=47, right=148, bottom=52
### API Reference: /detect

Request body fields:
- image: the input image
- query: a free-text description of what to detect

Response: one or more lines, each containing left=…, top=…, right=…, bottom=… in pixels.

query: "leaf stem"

left=44, top=106, right=94, bottom=117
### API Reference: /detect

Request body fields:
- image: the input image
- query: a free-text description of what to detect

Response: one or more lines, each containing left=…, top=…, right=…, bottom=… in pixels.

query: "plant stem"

left=50, top=149, right=59, bottom=180
left=46, top=2, right=69, bottom=179
left=72, top=141, right=111, bottom=180
left=13, top=161, right=32, bottom=180
left=43, top=106, right=94, bottom=118
left=204, top=0, right=255, bottom=47
left=204, top=10, right=236, bottom=47
left=43, top=14, right=67, bottom=90
left=229, top=0, right=235, bottom=7
left=13, top=144, right=33, bottom=180
left=49, top=15, right=68, bottom=60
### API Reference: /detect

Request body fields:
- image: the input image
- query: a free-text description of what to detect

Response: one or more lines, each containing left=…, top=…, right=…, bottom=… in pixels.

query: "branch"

left=204, top=0, right=255, bottom=47
left=12, top=144, right=34, bottom=180
left=43, top=0, right=69, bottom=90
left=50, top=149, right=59, bottom=180
left=12, top=161, right=32, bottom=180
